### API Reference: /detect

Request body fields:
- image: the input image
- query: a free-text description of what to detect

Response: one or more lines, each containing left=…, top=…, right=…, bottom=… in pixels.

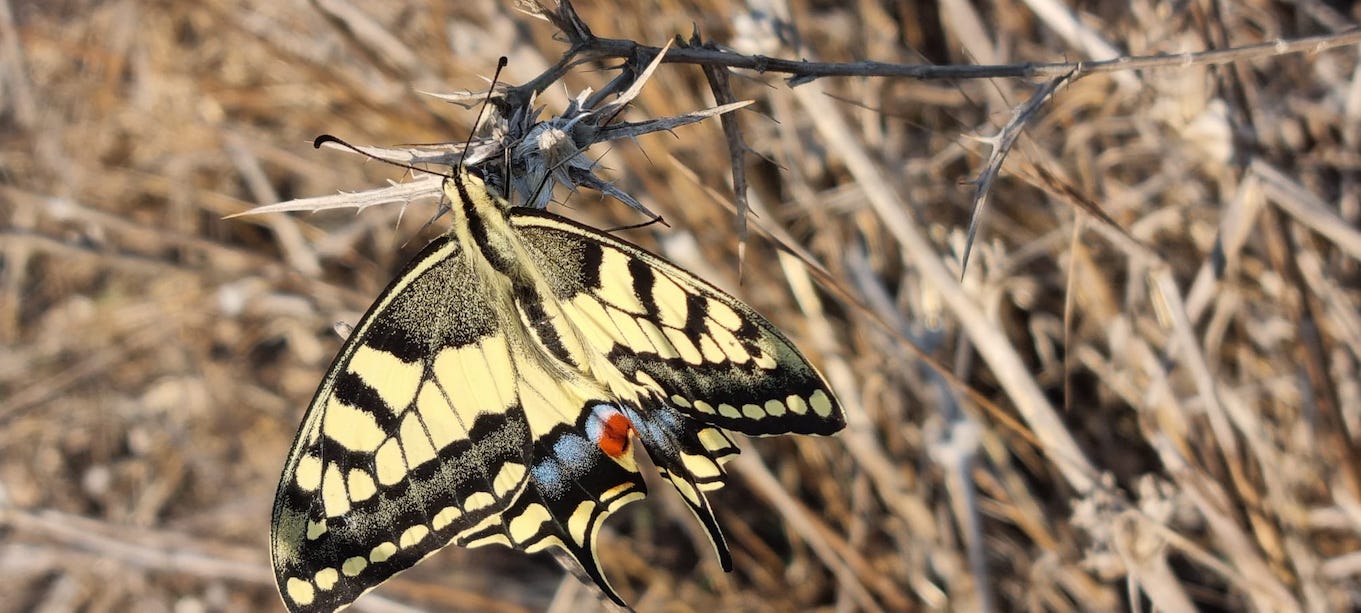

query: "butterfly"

left=270, top=160, right=845, bottom=611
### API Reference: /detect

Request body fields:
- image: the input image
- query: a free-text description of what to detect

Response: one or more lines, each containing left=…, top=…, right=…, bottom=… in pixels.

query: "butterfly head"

left=444, top=164, right=516, bottom=219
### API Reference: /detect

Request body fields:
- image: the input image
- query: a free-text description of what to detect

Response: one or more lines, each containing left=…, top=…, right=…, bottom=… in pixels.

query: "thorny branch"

left=247, top=0, right=1361, bottom=276
left=522, top=0, right=1361, bottom=270
left=528, top=0, right=1361, bottom=86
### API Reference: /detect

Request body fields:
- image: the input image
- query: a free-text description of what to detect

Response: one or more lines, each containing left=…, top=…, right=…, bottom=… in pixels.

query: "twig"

left=525, top=3, right=1361, bottom=85
left=959, top=71, right=1075, bottom=273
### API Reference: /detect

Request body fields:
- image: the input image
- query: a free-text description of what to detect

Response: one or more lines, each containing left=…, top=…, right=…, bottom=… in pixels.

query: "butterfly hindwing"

left=510, top=208, right=844, bottom=573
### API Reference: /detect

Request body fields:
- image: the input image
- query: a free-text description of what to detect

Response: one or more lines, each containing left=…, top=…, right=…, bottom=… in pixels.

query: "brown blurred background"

left=4, top=0, right=1361, bottom=611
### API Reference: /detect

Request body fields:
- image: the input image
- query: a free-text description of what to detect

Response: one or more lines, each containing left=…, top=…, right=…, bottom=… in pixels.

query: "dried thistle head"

left=243, top=41, right=748, bottom=226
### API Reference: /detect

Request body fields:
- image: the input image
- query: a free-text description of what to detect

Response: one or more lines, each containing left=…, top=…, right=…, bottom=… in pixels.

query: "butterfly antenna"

left=604, top=217, right=666, bottom=233
left=457, top=56, right=510, bottom=172
left=312, top=134, right=452, bottom=180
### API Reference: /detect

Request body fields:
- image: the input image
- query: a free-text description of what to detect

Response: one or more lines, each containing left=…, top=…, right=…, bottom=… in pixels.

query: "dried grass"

left=3, top=0, right=1360, bottom=611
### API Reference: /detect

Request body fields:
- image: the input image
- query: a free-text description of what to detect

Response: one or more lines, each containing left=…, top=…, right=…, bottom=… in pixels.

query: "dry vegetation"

left=4, top=0, right=1361, bottom=611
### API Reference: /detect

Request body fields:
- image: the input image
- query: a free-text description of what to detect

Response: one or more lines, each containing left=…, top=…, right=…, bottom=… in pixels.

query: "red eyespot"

left=596, top=412, right=634, bottom=458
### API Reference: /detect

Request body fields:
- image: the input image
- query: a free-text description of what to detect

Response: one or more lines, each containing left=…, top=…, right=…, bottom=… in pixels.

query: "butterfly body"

left=272, top=167, right=843, bottom=611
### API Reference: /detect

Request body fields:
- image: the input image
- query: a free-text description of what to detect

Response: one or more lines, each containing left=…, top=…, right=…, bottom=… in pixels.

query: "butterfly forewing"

left=512, top=209, right=844, bottom=437
left=272, top=237, right=526, bottom=610
left=272, top=167, right=844, bottom=612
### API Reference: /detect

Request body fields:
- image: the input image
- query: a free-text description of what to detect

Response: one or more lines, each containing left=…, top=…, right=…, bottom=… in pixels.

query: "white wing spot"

left=718, top=403, right=742, bottom=419
left=693, top=399, right=716, bottom=414
left=670, top=472, right=701, bottom=505
left=764, top=399, right=787, bottom=416
left=433, top=505, right=463, bottom=530
left=600, top=482, right=640, bottom=505
left=787, top=394, right=809, bottom=415
left=810, top=389, right=834, bottom=417
left=464, top=491, right=496, bottom=512
left=399, top=525, right=430, bottom=548
left=742, top=403, right=764, bottom=419
left=463, top=532, right=511, bottom=549
left=369, top=541, right=397, bottom=563
left=456, top=514, right=500, bottom=541
left=314, top=567, right=339, bottom=591
left=295, top=454, right=323, bottom=492
left=286, top=577, right=315, bottom=607
left=342, top=556, right=367, bottom=576
left=633, top=371, right=661, bottom=390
